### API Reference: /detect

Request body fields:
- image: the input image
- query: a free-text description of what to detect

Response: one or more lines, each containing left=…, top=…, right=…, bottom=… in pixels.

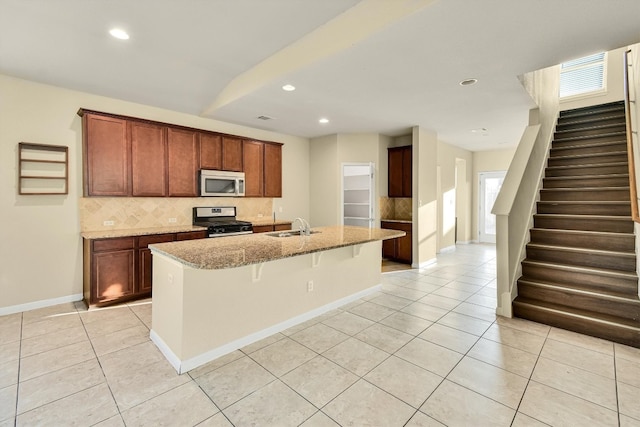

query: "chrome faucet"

left=292, top=217, right=311, bottom=236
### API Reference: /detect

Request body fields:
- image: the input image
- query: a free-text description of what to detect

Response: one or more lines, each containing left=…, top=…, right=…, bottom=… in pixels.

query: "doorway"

left=478, top=171, right=506, bottom=243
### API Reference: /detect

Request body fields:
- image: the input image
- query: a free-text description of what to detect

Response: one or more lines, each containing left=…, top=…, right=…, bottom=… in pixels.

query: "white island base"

left=150, top=241, right=383, bottom=374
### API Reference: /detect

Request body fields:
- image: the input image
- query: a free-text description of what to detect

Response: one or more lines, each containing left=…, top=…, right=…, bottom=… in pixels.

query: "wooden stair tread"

left=537, top=200, right=630, bottom=205
left=558, top=114, right=625, bottom=127
left=521, top=259, right=638, bottom=280
left=547, top=161, right=628, bottom=170
left=553, top=131, right=627, bottom=143
left=514, top=297, right=640, bottom=330
left=529, top=227, right=634, bottom=236
left=518, top=278, right=640, bottom=300
left=534, top=213, right=632, bottom=220
left=526, top=243, right=635, bottom=257
left=540, top=186, right=630, bottom=192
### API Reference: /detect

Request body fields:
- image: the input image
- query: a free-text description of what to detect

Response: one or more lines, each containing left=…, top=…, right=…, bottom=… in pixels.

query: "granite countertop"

left=150, top=225, right=405, bottom=270
left=81, top=225, right=207, bottom=240
left=381, top=219, right=413, bottom=224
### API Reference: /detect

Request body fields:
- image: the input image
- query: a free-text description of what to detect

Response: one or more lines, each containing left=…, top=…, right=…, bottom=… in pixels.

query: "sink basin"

left=266, top=230, right=321, bottom=238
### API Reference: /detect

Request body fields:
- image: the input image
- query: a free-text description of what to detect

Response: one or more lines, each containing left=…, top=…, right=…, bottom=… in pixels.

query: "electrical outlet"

left=279, top=207, right=283, bottom=213
left=307, top=280, right=314, bottom=292
left=168, top=218, right=177, bottom=223
left=103, top=220, right=114, bottom=226
left=257, top=213, right=263, bottom=218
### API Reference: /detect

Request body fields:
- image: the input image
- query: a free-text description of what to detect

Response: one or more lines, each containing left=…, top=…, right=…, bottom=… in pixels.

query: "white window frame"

left=559, top=52, right=607, bottom=101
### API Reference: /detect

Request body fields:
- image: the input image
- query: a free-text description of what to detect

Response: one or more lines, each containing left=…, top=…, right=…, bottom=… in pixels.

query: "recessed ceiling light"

left=109, top=28, right=130, bottom=40
left=319, top=118, right=329, bottom=124
left=282, top=84, right=296, bottom=92
left=471, top=127, right=487, bottom=133
left=459, top=78, right=478, bottom=86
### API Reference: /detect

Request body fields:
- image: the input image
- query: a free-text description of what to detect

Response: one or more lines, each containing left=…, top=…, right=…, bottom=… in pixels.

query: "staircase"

left=513, top=101, right=640, bottom=348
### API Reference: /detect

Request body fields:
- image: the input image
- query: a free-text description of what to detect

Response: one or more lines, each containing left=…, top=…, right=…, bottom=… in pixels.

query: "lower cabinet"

left=252, top=223, right=292, bottom=233
left=83, top=230, right=206, bottom=307
left=381, top=221, right=412, bottom=264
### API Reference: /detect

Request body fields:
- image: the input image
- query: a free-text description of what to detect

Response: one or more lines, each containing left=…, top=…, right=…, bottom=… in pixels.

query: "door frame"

left=478, top=171, right=506, bottom=243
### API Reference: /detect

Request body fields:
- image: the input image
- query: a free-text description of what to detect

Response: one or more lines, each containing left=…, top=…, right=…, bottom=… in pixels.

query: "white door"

left=342, top=163, right=375, bottom=228
left=479, top=171, right=506, bottom=243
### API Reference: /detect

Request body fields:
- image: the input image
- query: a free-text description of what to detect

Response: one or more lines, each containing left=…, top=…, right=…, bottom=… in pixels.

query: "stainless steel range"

left=193, top=206, right=253, bottom=238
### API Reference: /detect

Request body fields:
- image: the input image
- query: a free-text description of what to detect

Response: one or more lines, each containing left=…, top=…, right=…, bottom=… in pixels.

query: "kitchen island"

left=149, top=225, right=404, bottom=373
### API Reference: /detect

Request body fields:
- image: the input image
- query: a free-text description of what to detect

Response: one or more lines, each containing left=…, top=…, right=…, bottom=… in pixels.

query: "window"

left=559, top=52, right=606, bottom=98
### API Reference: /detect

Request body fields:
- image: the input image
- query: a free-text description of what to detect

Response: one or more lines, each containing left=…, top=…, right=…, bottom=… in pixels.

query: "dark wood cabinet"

left=83, top=114, right=130, bottom=196
left=381, top=221, right=412, bottom=264
left=83, top=231, right=206, bottom=307
left=88, top=237, right=136, bottom=304
left=388, top=146, right=412, bottom=198
left=264, top=143, right=283, bottom=198
left=200, top=133, right=222, bottom=170
left=243, top=140, right=265, bottom=197
left=138, top=234, right=175, bottom=294
left=222, top=137, right=243, bottom=172
left=252, top=222, right=292, bottom=233
left=130, top=121, right=167, bottom=196
left=79, top=109, right=283, bottom=198
left=167, top=128, right=199, bottom=197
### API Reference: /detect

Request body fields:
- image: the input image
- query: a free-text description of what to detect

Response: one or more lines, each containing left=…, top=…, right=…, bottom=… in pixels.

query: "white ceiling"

left=1, top=0, right=639, bottom=151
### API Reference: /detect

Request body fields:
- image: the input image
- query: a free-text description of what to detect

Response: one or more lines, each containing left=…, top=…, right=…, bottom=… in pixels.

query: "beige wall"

left=413, top=127, right=438, bottom=266
left=0, top=74, right=309, bottom=312
left=471, top=148, right=516, bottom=240
left=437, top=141, right=473, bottom=248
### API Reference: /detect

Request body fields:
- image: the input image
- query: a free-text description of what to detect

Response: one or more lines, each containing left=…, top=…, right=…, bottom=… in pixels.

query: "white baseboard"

left=412, top=258, right=436, bottom=269
left=153, top=284, right=382, bottom=374
left=439, top=245, right=456, bottom=253
left=0, top=293, right=83, bottom=316
left=456, top=240, right=472, bottom=245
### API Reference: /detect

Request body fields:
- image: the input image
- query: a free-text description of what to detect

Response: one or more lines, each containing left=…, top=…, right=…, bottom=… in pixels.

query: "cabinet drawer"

left=252, top=225, right=274, bottom=233
left=139, top=233, right=175, bottom=248
left=274, top=223, right=292, bottom=231
left=176, top=231, right=207, bottom=241
left=92, top=237, right=136, bottom=252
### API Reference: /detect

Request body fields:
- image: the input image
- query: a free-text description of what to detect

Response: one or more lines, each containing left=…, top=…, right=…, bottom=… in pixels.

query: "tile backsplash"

left=379, top=197, right=412, bottom=220
left=79, top=197, right=273, bottom=231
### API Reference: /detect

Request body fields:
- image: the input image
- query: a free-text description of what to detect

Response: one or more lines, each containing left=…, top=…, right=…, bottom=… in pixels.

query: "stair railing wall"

left=492, top=65, right=560, bottom=317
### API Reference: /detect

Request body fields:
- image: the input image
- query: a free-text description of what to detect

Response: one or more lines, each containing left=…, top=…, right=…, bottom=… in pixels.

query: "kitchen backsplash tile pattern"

left=379, top=197, right=412, bottom=221
left=79, top=197, right=273, bottom=232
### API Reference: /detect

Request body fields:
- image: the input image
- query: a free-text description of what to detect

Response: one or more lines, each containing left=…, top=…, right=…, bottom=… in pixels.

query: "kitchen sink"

left=266, top=230, right=321, bottom=238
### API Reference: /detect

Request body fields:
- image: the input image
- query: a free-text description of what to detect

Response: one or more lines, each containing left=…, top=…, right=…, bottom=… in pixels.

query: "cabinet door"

left=84, top=114, right=130, bottom=196
left=167, top=128, right=199, bottom=197
left=92, top=250, right=135, bottom=303
left=252, top=225, right=274, bottom=233
left=396, top=232, right=412, bottom=263
left=402, top=146, right=412, bottom=197
left=382, top=239, right=396, bottom=259
left=388, top=148, right=403, bottom=197
left=243, top=140, right=264, bottom=197
left=264, top=143, right=282, bottom=198
left=222, top=137, right=243, bottom=172
left=274, top=223, right=291, bottom=231
left=175, top=230, right=208, bottom=240
left=131, top=121, right=167, bottom=196
left=200, top=133, right=222, bottom=170
left=139, top=234, right=175, bottom=294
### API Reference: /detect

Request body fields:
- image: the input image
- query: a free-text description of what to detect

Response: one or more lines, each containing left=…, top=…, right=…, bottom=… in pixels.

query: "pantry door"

left=478, top=171, right=505, bottom=243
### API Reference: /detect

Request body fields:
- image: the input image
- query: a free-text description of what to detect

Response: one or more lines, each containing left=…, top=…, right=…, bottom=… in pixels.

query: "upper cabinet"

left=388, top=146, right=412, bottom=198
left=79, top=109, right=283, bottom=198
left=243, top=140, right=283, bottom=198
left=130, top=121, right=167, bottom=197
left=199, top=133, right=222, bottom=170
left=83, top=113, right=130, bottom=196
left=167, top=128, right=199, bottom=197
left=222, top=137, right=243, bottom=172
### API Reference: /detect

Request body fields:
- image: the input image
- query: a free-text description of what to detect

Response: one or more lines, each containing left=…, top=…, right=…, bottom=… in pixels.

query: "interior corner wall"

left=377, top=134, right=393, bottom=198
left=471, top=148, right=517, bottom=241
left=437, top=141, right=473, bottom=249
left=412, top=127, right=437, bottom=266
left=0, top=73, right=310, bottom=312
left=309, top=135, right=339, bottom=227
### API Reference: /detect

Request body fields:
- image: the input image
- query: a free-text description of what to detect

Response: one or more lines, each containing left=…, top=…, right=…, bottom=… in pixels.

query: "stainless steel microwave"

left=199, top=170, right=245, bottom=197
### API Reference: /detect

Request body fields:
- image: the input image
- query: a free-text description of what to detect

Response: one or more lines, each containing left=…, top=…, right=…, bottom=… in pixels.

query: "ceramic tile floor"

left=1, top=244, right=639, bottom=426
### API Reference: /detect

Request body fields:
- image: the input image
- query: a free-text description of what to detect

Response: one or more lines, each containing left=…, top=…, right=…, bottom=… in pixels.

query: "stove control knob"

left=213, top=227, right=224, bottom=234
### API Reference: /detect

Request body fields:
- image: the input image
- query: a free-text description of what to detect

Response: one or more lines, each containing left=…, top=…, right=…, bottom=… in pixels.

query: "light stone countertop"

left=381, top=219, right=413, bottom=224
left=240, top=217, right=294, bottom=227
left=149, top=225, right=405, bottom=270
left=81, top=225, right=208, bottom=240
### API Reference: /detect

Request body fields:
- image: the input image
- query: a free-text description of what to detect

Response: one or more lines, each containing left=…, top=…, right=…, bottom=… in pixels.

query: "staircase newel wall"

left=493, top=65, right=560, bottom=317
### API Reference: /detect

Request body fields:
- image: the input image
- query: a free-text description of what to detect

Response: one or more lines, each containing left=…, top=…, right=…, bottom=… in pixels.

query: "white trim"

left=439, top=245, right=456, bottom=253
left=154, top=284, right=382, bottom=374
left=412, top=257, right=436, bottom=269
left=0, top=293, right=83, bottom=316
left=456, top=240, right=472, bottom=245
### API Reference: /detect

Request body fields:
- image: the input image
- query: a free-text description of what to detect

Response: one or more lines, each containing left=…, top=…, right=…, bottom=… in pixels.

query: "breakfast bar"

left=148, top=225, right=404, bottom=373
